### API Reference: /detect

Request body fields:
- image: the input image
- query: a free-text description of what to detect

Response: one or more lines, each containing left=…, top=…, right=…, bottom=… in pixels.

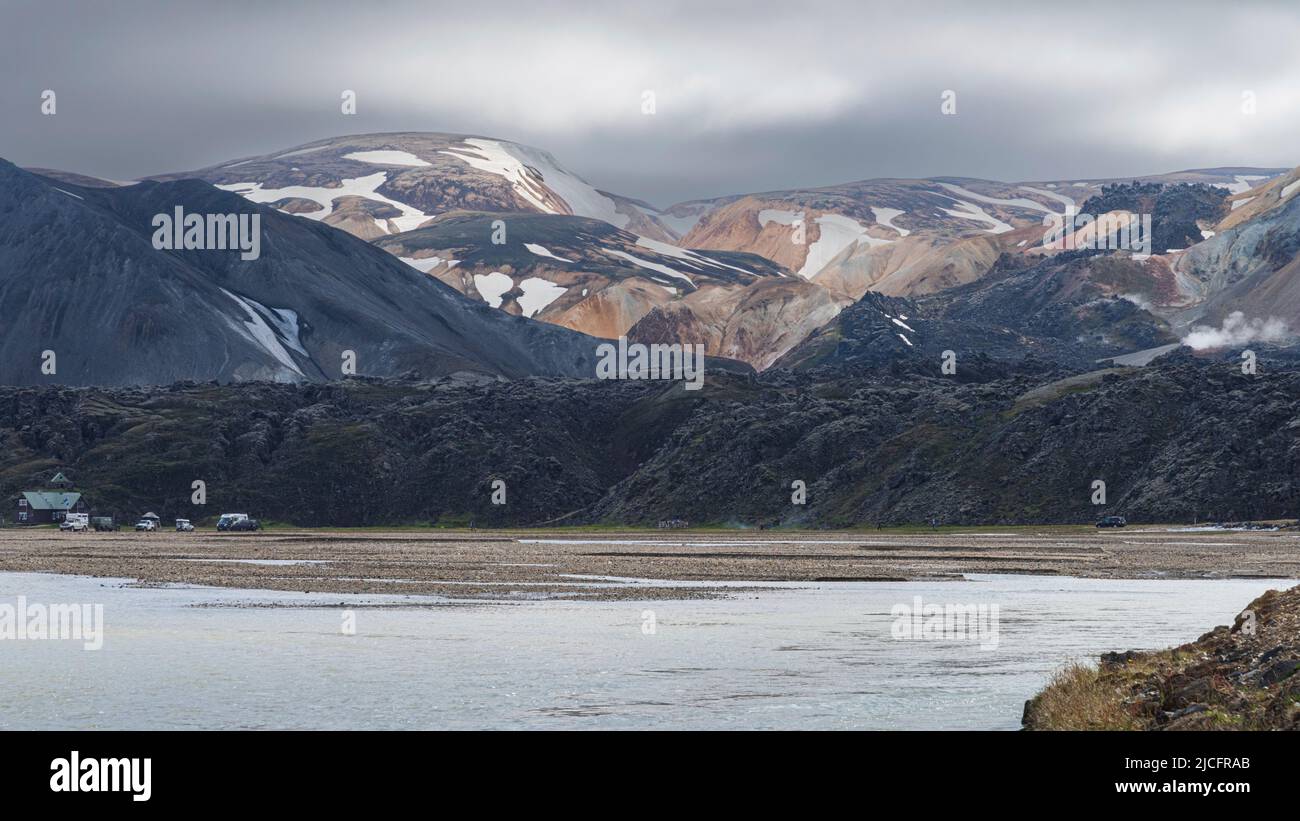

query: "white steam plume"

left=1182, top=311, right=1291, bottom=350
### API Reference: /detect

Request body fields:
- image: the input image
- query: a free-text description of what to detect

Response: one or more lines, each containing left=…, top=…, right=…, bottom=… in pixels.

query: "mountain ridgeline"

left=0, top=159, right=605, bottom=386
left=113, top=134, right=1300, bottom=375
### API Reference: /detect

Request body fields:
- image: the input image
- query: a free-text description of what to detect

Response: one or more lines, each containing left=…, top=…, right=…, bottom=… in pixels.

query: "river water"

left=0, top=571, right=1287, bottom=730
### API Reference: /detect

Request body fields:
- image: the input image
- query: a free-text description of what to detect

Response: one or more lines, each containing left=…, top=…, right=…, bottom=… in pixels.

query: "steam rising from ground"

left=1182, top=311, right=1291, bottom=350
left=1119, top=293, right=1153, bottom=312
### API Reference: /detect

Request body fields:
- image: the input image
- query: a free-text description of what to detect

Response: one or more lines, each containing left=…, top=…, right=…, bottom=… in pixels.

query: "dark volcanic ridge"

left=2, top=354, right=1296, bottom=528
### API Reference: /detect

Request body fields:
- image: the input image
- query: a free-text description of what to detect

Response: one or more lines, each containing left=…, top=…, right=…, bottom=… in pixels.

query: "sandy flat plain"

left=1, top=525, right=1298, bottom=601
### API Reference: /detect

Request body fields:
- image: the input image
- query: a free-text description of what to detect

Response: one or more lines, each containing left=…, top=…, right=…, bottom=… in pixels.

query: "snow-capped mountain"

left=0, top=159, right=607, bottom=385
left=31, top=129, right=1298, bottom=378
left=149, top=132, right=681, bottom=242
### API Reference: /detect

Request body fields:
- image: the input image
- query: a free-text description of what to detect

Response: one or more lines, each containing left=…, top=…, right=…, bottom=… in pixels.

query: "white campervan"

left=59, top=513, right=90, bottom=532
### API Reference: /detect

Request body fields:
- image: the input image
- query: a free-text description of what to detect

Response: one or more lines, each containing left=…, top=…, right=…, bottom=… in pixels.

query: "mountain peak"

left=0, top=162, right=606, bottom=386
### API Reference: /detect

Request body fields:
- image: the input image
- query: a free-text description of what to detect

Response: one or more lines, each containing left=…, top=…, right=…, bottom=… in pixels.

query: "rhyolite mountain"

left=373, top=212, right=786, bottom=324
left=779, top=170, right=1300, bottom=373
left=147, top=132, right=683, bottom=242
left=147, top=132, right=842, bottom=367
left=0, top=159, right=608, bottom=386
left=16, top=131, right=1300, bottom=383
left=372, top=212, right=837, bottom=368
left=357, top=164, right=1297, bottom=371
left=2, top=353, right=1295, bottom=527
left=671, top=168, right=1288, bottom=297
left=108, top=134, right=1300, bottom=372
left=140, top=133, right=1294, bottom=372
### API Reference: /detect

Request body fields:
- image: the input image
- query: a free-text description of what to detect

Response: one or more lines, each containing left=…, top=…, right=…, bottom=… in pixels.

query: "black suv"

left=217, top=514, right=261, bottom=532
left=1096, top=515, right=1127, bottom=528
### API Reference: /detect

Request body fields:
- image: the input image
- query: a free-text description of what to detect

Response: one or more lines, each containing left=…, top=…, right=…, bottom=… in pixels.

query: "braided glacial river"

left=0, top=571, right=1287, bottom=730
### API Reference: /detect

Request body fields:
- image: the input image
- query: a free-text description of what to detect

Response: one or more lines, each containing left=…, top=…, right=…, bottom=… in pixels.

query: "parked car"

left=135, top=519, right=158, bottom=532
left=1096, top=515, right=1127, bottom=528
left=217, top=513, right=260, bottom=532
left=59, top=513, right=90, bottom=532
left=175, top=518, right=195, bottom=532
left=91, top=516, right=120, bottom=532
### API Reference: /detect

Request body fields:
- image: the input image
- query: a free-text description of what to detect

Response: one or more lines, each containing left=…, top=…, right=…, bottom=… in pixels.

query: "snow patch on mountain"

left=217, top=172, right=430, bottom=232
left=1218, top=175, right=1268, bottom=195
left=265, top=307, right=307, bottom=356
left=870, top=206, right=910, bottom=237
left=798, top=214, right=893, bottom=279
left=343, top=150, right=431, bottom=167
left=473, top=271, right=514, bottom=308
left=524, top=243, right=573, bottom=263
left=440, top=139, right=555, bottom=213
left=762, top=206, right=896, bottom=268
left=939, top=182, right=1059, bottom=214
left=634, top=236, right=760, bottom=276
left=400, top=255, right=456, bottom=273
left=440, top=138, right=629, bottom=229
left=605, top=249, right=694, bottom=286
left=517, top=277, right=567, bottom=318
left=939, top=199, right=1014, bottom=234
left=1020, top=185, right=1076, bottom=212
left=220, top=288, right=305, bottom=377
left=508, top=141, right=629, bottom=229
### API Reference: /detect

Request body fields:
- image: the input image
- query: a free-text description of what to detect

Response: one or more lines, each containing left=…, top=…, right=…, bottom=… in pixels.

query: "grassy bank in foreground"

left=1023, top=583, right=1300, bottom=730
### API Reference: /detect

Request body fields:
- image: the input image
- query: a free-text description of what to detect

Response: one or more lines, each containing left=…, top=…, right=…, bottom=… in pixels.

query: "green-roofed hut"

left=13, top=490, right=87, bottom=525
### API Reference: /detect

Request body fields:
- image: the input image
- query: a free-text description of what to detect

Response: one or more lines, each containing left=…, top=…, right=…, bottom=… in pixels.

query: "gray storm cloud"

left=2, top=0, right=1298, bottom=205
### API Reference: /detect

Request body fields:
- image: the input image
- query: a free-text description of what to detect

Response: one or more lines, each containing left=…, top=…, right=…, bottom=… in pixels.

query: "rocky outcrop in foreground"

left=1023, top=583, right=1300, bottom=730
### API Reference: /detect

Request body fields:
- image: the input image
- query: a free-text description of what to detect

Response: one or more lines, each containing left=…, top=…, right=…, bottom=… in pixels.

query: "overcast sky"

left=3, top=0, right=1299, bottom=206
